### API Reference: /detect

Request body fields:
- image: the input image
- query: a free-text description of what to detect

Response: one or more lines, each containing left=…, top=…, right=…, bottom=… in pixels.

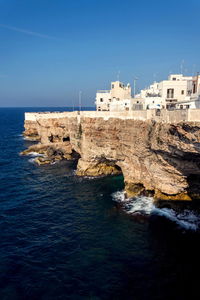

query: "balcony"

left=166, top=99, right=177, bottom=103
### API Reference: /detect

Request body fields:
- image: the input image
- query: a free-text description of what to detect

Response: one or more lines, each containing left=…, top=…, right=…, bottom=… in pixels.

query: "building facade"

left=95, top=73, right=200, bottom=112
left=95, top=81, right=131, bottom=111
left=135, top=73, right=200, bottom=110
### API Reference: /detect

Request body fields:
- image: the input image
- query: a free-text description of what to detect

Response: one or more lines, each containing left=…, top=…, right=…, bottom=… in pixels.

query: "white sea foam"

left=28, top=152, right=44, bottom=163
left=28, top=152, right=44, bottom=157
left=22, top=136, right=30, bottom=140
left=112, top=191, right=200, bottom=231
left=28, top=158, right=36, bottom=163
left=153, top=207, right=199, bottom=230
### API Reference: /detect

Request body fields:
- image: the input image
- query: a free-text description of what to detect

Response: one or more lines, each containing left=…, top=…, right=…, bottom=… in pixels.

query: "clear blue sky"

left=0, top=0, right=200, bottom=107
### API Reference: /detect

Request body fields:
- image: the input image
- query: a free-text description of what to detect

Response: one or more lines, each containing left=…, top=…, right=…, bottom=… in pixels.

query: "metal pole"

left=79, top=91, right=82, bottom=111
left=180, top=59, right=184, bottom=74
left=133, top=77, right=138, bottom=97
left=117, top=70, right=120, bottom=81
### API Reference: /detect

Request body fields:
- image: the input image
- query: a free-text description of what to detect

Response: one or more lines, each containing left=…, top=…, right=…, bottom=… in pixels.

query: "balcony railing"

left=166, top=99, right=177, bottom=102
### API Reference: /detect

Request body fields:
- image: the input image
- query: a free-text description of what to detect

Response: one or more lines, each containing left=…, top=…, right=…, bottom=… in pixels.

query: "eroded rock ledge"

left=22, top=112, right=200, bottom=201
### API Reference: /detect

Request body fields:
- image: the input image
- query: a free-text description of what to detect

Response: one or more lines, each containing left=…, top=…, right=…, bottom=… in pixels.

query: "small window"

left=153, top=101, right=154, bottom=103
left=167, top=88, right=174, bottom=98
left=186, top=105, right=190, bottom=109
left=193, top=83, right=196, bottom=93
left=181, top=90, right=184, bottom=95
left=172, top=77, right=176, bottom=80
left=100, top=98, right=103, bottom=102
left=112, top=84, right=114, bottom=89
left=180, top=105, right=183, bottom=109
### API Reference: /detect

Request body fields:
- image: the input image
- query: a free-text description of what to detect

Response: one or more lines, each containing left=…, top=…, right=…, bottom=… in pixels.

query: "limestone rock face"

left=23, top=121, right=40, bottom=141
left=23, top=114, right=200, bottom=200
left=20, top=142, right=73, bottom=165
left=76, top=159, right=122, bottom=177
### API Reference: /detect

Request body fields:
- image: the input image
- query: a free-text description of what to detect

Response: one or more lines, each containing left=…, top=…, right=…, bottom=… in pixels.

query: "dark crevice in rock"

left=63, top=136, right=70, bottom=142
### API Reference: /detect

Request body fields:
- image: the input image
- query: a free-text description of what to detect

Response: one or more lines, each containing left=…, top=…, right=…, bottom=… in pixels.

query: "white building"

left=136, top=81, right=164, bottom=109
left=109, top=98, right=133, bottom=111
left=95, top=73, right=200, bottom=112
left=95, top=81, right=131, bottom=111
left=136, top=73, right=200, bottom=110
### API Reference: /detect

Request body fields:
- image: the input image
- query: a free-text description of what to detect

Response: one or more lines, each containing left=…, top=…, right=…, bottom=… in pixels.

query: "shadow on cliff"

left=151, top=147, right=200, bottom=200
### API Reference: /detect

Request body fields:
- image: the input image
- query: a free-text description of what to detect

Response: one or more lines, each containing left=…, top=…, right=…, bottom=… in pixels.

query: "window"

left=193, top=83, right=196, bottom=93
left=100, top=98, right=103, bottom=102
left=180, top=105, right=183, bottom=109
left=181, top=90, right=184, bottom=95
left=172, top=78, right=176, bottom=81
left=167, top=88, right=174, bottom=98
left=186, top=105, right=190, bottom=109
left=112, top=84, right=114, bottom=89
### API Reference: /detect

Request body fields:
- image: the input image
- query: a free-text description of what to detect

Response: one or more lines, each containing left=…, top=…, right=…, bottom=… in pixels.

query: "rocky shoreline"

left=22, top=112, right=200, bottom=201
left=20, top=142, right=79, bottom=165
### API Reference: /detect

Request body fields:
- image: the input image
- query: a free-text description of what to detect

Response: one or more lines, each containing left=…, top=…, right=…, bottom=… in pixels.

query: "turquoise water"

left=0, top=107, right=200, bottom=300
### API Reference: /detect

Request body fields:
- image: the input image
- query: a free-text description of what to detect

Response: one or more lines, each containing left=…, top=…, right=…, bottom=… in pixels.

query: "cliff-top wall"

left=25, top=109, right=200, bottom=123
left=23, top=111, right=200, bottom=201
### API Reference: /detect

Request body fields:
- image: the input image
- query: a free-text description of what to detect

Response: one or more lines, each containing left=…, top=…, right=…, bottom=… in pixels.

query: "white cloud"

left=0, top=24, right=59, bottom=40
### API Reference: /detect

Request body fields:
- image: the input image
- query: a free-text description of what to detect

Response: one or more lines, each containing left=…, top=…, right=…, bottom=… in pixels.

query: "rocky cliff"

left=22, top=113, right=200, bottom=201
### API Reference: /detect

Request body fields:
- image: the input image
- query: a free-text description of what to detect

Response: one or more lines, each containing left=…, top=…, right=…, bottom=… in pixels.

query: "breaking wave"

left=28, top=152, right=44, bottom=157
left=112, top=191, right=200, bottom=231
left=27, top=152, right=44, bottom=164
left=28, top=158, right=36, bottom=163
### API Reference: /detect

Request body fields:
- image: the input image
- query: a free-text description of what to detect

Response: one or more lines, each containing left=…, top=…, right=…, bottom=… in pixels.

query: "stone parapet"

left=25, top=109, right=200, bottom=123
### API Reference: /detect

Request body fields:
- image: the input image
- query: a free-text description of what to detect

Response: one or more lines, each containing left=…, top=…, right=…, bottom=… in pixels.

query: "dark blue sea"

left=0, top=107, right=200, bottom=300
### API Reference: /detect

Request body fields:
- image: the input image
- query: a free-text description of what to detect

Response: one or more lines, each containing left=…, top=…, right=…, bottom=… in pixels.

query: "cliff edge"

left=22, top=112, right=200, bottom=201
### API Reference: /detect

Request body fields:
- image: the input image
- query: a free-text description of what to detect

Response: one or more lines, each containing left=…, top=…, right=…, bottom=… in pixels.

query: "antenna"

left=180, top=59, right=184, bottom=74
left=192, top=64, right=196, bottom=76
left=133, top=77, right=138, bottom=97
left=117, top=70, right=120, bottom=81
left=79, top=91, right=82, bottom=111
